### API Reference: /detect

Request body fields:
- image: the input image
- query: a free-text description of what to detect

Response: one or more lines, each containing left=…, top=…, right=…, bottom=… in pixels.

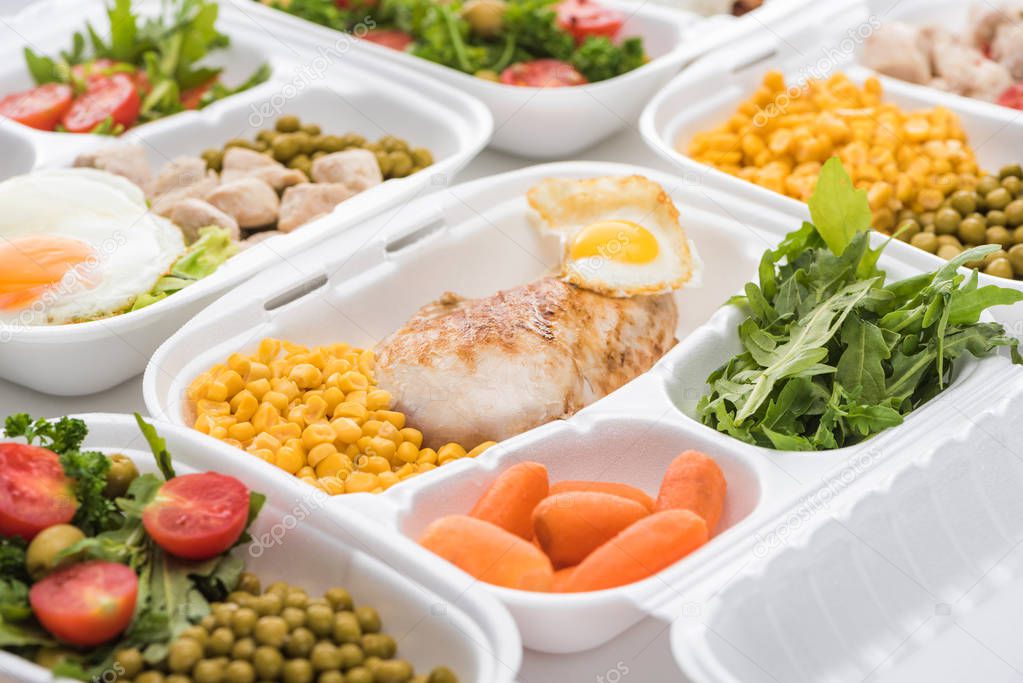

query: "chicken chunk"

left=277, top=183, right=354, bottom=233
left=991, top=21, right=1023, bottom=80
left=931, top=37, right=1013, bottom=101
left=220, top=147, right=307, bottom=191
left=151, top=174, right=219, bottom=218
left=206, top=178, right=280, bottom=229
left=311, top=149, right=382, bottom=193
left=148, top=156, right=209, bottom=199
left=167, top=198, right=240, bottom=243
left=862, top=22, right=931, bottom=85
left=374, top=277, right=678, bottom=448
left=73, top=144, right=151, bottom=188
left=968, top=0, right=1023, bottom=49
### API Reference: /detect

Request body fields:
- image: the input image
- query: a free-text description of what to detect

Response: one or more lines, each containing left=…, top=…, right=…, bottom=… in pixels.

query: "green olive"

left=286, top=627, right=317, bottom=658
left=988, top=187, right=1013, bottom=211
left=254, top=616, right=289, bottom=647
left=232, top=608, right=259, bottom=637
left=361, top=634, right=396, bottom=659
left=948, top=190, right=978, bottom=216
left=282, top=606, right=307, bottom=630
left=1008, top=244, right=1023, bottom=276
left=337, top=643, right=363, bottom=670
left=985, top=257, right=1015, bottom=279
left=354, top=607, right=381, bottom=634
left=375, top=660, right=414, bottom=683
left=203, top=148, right=225, bottom=173
left=461, top=0, right=506, bottom=36
left=35, top=647, right=74, bottom=670
left=977, top=175, right=1001, bottom=197
left=225, top=660, right=256, bottom=683
left=345, top=668, right=374, bottom=683
left=114, top=649, right=144, bottom=678
left=282, top=658, right=314, bottom=683
left=168, top=637, right=204, bottom=673
left=256, top=592, right=284, bottom=617
left=325, top=588, right=353, bottom=611
left=276, top=116, right=301, bottom=133
left=332, top=612, right=362, bottom=644
left=387, top=151, right=414, bottom=178
left=428, top=667, right=458, bottom=683
left=305, top=604, right=334, bottom=638
left=193, top=659, right=226, bottom=683
left=933, top=207, right=961, bottom=235
left=910, top=231, right=939, bottom=254
left=937, top=244, right=962, bottom=260
left=26, top=524, right=85, bottom=579
left=1000, top=164, right=1023, bottom=180
left=310, top=641, right=341, bottom=672
left=987, top=226, right=1013, bottom=247
left=136, top=672, right=165, bottom=683
left=252, top=646, right=284, bottom=679
left=208, top=627, right=236, bottom=657
left=232, top=637, right=256, bottom=661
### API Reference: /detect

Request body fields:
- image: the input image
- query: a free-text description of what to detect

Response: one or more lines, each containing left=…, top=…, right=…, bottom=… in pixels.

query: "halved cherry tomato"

left=361, top=29, right=414, bottom=51
left=180, top=76, right=218, bottom=110
left=556, top=0, right=624, bottom=44
left=998, top=82, right=1023, bottom=110
left=0, top=83, right=73, bottom=131
left=61, top=73, right=140, bottom=133
left=142, top=472, right=250, bottom=560
left=500, top=59, right=588, bottom=87
left=72, top=60, right=151, bottom=97
left=0, top=443, right=76, bottom=540
left=30, top=561, right=138, bottom=647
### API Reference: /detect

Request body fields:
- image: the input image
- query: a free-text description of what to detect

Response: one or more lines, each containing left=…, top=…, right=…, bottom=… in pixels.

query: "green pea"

left=1004, top=199, right=1023, bottom=227
left=256, top=593, right=284, bottom=617
left=208, top=627, right=236, bottom=656
left=286, top=627, right=317, bottom=658
left=325, top=588, right=353, bottom=611
left=985, top=257, right=1014, bottom=279
left=283, top=659, right=315, bottom=683
left=310, top=642, right=341, bottom=672
left=225, top=660, right=256, bottom=683
left=283, top=606, right=307, bottom=630
left=999, top=163, right=1023, bottom=180
left=276, top=115, right=301, bottom=133
left=306, top=604, right=335, bottom=638
left=361, top=634, right=396, bottom=659
left=958, top=217, right=987, bottom=245
left=354, top=607, right=381, bottom=634
left=428, top=666, right=458, bottom=683
left=193, top=659, right=226, bottom=683
left=115, top=649, right=145, bottom=679
left=988, top=187, right=1013, bottom=210
left=320, top=673, right=346, bottom=683
left=136, top=673, right=165, bottom=683
left=918, top=211, right=936, bottom=227
left=1008, top=244, right=1023, bottom=276
left=213, top=604, right=239, bottom=628
left=232, top=638, right=257, bottom=661
left=911, top=231, right=939, bottom=254
left=252, top=647, right=284, bottom=679
left=169, top=638, right=205, bottom=673
left=977, top=175, right=1001, bottom=196
left=232, top=608, right=259, bottom=637
left=987, top=210, right=1007, bottom=226
left=948, top=190, right=977, bottom=216
left=987, top=226, right=1013, bottom=247
left=936, top=235, right=961, bottom=248
left=1004, top=176, right=1023, bottom=197
left=302, top=123, right=322, bottom=136
left=411, top=148, right=433, bottom=168
left=166, top=675, right=191, bottom=683
left=225, top=138, right=258, bottom=151
left=345, top=668, right=374, bottom=683
left=202, top=614, right=218, bottom=631
left=894, top=218, right=920, bottom=242
left=286, top=590, right=310, bottom=610
left=318, top=135, right=344, bottom=153
left=337, top=643, right=363, bottom=670
left=272, top=135, right=303, bottom=163
left=256, top=129, right=277, bottom=144
left=375, top=660, right=413, bottom=683
left=1013, top=226, right=1023, bottom=244
left=412, top=676, right=429, bottom=683
left=933, top=207, right=961, bottom=235
left=937, top=244, right=962, bottom=260
left=375, top=151, right=393, bottom=176
left=254, top=616, right=289, bottom=647
left=332, top=612, right=362, bottom=644
left=229, top=592, right=257, bottom=608
left=363, top=657, right=382, bottom=674
left=387, top=151, right=414, bottom=178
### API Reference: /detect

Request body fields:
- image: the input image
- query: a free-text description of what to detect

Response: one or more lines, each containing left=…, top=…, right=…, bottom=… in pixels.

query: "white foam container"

left=640, top=0, right=1023, bottom=328
left=143, top=161, right=1023, bottom=654
left=236, top=0, right=810, bottom=158
left=0, top=0, right=491, bottom=397
left=0, top=413, right=521, bottom=683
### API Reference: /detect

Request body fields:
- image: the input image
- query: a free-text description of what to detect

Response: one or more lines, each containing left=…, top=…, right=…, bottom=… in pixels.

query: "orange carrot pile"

left=418, top=450, right=728, bottom=593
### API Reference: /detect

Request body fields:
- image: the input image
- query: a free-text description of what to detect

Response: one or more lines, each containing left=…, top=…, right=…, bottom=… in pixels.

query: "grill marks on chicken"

left=374, top=277, right=677, bottom=448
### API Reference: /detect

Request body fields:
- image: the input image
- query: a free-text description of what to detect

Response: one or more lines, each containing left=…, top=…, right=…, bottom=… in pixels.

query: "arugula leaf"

left=807, top=156, right=872, bottom=256
left=106, top=0, right=139, bottom=62
left=0, top=579, right=30, bottom=622
left=23, top=47, right=62, bottom=84
left=134, top=414, right=176, bottom=480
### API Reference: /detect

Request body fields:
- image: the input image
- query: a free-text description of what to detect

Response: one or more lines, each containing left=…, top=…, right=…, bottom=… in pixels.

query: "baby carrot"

left=655, top=450, right=727, bottom=533
left=548, top=480, right=655, bottom=512
left=566, top=509, right=708, bottom=592
left=552, top=566, right=577, bottom=592
left=420, top=515, right=553, bottom=591
left=533, top=491, right=650, bottom=568
left=470, top=461, right=549, bottom=540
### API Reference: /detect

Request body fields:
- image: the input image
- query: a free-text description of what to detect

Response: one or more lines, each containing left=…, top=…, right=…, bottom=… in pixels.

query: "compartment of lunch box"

left=0, top=414, right=520, bottom=683
left=0, top=123, right=36, bottom=178
left=672, top=391, right=1023, bottom=683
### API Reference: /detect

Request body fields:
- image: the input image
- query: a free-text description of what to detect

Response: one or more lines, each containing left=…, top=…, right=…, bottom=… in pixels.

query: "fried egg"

left=0, top=168, right=185, bottom=325
left=527, top=175, right=697, bottom=297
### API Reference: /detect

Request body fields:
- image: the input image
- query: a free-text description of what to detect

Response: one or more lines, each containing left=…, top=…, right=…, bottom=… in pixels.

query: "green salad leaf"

left=132, top=226, right=238, bottom=311
left=698, top=158, right=1023, bottom=450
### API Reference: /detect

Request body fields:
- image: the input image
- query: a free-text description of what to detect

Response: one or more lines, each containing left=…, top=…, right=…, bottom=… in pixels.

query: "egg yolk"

left=0, top=235, right=94, bottom=310
left=569, top=220, right=659, bottom=264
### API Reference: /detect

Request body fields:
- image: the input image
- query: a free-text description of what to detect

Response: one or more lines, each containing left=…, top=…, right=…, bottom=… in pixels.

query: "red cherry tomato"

left=30, top=561, right=138, bottom=647
left=0, top=83, right=73, bottom=131
left=499, top=59, right=588, bottom=87
left=361, top=29, right=414, bottom=51
left=180, top=76, right=218, bottom=110
left=998, top=83, right=1023, bottom=110
left=142, top=472, right=250, bottom=560
left=0, top=443, right=77, bottom=540
left=61, top=73, right=140, bottom=133
left=556, top=0, right=624, bottom=44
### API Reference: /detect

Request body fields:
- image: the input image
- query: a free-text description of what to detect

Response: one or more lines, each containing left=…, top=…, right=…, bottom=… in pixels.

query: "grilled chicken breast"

left=374, top=277, right=677, bottom=448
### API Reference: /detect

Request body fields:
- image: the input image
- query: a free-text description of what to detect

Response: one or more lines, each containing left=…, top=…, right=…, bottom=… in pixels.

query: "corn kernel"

left=396, top=441, right=419, bottom=464
left=338, top=371, right=369, bottom=392
left=307, top=442, right=338, bottom=468
left=360, top=455, right=391, bottom=474
left=467, top=441, right=497, bottom=458
left=315, top=453, right=345, bottom=477
left=228, top=422, right=256, bottom=443
left=345, top=472, right=378, bottom=493
left=399, top=428, right=423, bottom=448
left=367, top=437, right=397, bottom=463
left=333, top=402, right=368, bottom=422
left=417, top=448, right=438, bottom=465
left=275, top=447, right=304, bottom=474
left=378, top=471, right=400, bottom=489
